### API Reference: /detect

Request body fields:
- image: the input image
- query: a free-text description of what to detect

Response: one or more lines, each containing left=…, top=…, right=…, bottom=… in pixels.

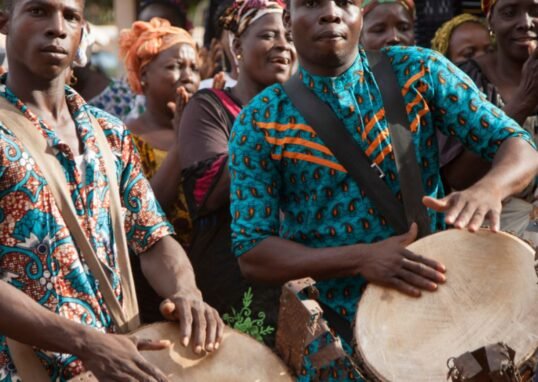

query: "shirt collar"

left=298, top=49, right=366, bottom=95
left=0, top=73, right=87, bottom=112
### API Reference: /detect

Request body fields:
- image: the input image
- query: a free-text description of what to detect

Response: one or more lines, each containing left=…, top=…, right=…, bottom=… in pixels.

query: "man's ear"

left=0, top=10, right=10, bottom=35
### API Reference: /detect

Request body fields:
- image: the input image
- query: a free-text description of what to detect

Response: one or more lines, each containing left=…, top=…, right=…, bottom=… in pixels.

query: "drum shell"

left=354, top=229, right=538, bottom=381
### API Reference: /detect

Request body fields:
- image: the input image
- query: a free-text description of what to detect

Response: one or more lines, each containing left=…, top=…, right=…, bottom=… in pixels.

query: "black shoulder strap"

left=366, top=50, right=431, bottom=238
left=283, top=51, right=431, bottom=237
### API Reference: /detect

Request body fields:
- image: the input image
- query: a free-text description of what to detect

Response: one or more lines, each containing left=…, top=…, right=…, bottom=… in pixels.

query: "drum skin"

left=355, top=229, right=538, bottom=381
left=131, top=322, right=293, bottom=381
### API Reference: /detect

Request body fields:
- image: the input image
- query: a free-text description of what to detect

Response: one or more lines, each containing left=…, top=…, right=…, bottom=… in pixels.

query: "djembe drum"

left=355, top=229, right=538, bottom=381
left=131, top=322, right=294, bottom=382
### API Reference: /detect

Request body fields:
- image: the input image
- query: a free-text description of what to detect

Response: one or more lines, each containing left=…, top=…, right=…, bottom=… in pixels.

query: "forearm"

left=139, top=235, right=201, bottom=299
left=0, top=280, right=95, bottom=356
left=238, top=236, right=364, bottom=284
left=150, top=145, right=182, bottom=215
left=475, top=137, right=538, bottom=199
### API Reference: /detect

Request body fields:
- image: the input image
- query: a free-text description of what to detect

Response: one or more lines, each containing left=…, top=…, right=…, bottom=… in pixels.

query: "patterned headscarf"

left=119, top=17, right=195, bottom=94
left=431, top=14, right=487, bottom=56
left=361, top=0, right=415, bottom=16
left=481, top=0, right=498, bottom=16
left=219, top=0, right=285, bottom=37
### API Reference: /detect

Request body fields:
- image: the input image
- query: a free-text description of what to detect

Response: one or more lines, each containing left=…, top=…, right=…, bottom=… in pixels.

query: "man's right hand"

left=358, top=223, right=447, bottom=297
left=78, top=331, right=170, bottom=381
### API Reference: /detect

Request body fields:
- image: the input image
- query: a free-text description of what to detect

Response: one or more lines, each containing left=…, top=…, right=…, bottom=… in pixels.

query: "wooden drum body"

left=355, top=229, right=538, bottom=381
left=131, top=322, right=293, bottom=382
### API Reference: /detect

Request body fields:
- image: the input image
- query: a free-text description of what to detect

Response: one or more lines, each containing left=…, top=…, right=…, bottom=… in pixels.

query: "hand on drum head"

left=360, top=223, right=447, bottom=297
left=159, top=291, right=225, bottom=355
left=78, top=331, right=170, bottom=381
left=423, top=183, right=502, bottom=232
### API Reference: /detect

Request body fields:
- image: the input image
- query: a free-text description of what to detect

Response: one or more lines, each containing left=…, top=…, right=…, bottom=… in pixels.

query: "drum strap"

left=0, top=97, right=139, bottom=381
left=283, top=50, right=431, bottom=238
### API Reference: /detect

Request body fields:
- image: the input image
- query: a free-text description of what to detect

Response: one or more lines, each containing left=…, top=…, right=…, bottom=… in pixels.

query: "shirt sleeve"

left=178, top=91, right=231, bottom=171
left=108, top=116, right=174, bottom=255
left=424, top=50, right=535, bottom=161
left=229, top=103, right=281, bottom=257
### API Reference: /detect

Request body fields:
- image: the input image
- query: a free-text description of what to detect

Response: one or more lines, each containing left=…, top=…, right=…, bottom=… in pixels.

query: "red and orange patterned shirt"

left=0, top=75, right=173, bottom=381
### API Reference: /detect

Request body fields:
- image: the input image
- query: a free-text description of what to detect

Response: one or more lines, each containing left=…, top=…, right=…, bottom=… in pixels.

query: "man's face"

left=287, top=0, right=362, bottom=76
left=0, top=0, right=85, bottom=81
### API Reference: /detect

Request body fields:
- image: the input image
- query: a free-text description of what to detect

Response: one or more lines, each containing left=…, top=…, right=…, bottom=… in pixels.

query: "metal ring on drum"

left=354, top=229, right=538, bottom=381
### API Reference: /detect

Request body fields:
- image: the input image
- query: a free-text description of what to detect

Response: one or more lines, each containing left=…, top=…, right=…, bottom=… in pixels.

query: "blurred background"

left=0, top=0, right=484, bottom=76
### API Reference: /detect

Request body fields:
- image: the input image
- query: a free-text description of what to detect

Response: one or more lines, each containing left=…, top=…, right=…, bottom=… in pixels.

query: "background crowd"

left=0, top=0, right=536, bottom=380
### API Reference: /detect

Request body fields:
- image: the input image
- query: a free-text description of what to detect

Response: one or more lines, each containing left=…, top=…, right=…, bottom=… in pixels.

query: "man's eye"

left=29, top=8, right=45, bottom=16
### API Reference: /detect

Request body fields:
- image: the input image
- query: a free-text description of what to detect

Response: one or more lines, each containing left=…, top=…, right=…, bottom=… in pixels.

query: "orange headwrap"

left=119, top=17, right=196, bottom=94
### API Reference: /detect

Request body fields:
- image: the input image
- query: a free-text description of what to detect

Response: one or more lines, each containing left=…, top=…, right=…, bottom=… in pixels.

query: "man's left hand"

left=423, top=183, right=502, bottom=232
left=159, top=290, right=224, bottom=354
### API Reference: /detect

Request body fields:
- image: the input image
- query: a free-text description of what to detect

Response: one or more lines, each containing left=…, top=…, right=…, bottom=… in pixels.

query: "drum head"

left=131, top=322, right=293, bottom=381
left=355, top=229, right=538, bottom=381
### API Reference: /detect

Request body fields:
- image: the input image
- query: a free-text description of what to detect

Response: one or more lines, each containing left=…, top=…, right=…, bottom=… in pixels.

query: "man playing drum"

left=0, top=0, right=223, bottom=381
left=228, top=0, right=538, bottom=380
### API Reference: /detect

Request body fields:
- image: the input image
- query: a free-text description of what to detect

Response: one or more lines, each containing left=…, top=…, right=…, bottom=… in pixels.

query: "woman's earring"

left=236, top=54, right=242, bottom=61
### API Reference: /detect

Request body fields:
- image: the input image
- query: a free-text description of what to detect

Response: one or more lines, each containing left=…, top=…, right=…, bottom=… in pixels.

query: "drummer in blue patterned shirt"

left=228, top=0, right=538, bottom=380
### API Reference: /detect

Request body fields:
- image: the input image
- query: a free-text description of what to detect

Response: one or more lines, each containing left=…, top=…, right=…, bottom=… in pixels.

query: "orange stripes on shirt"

left=362, top=109, right=385, bottom=140
left=264, top=136, right=333, bottom=156
left=365, top=129, right=390, bottom=157
left=256, top=121, right=315, bottom=135
left=402, top=67, right=426, bottom=96
left=271, top=151, right=346, bottom=173
left=373, top=144, right=393, bottom=165
left=409, top=106, right=430, bottom=132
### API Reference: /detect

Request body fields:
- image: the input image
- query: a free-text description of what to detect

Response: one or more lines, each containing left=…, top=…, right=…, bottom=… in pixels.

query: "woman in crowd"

left=118, top=17, right=200, bottom=322
left=172, top=0, right=295, bottom=345
left=440, top=0, right=538, bottom=245
left=360, top=0, right=416, bottom=50
left=84, top=0, right=191, bottom=121
left=431, top=13, right=493, bottom=64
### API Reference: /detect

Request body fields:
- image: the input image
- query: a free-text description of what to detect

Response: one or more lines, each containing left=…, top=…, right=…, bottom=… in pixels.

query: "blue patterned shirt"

left=229, top=46, right=534, bottom=328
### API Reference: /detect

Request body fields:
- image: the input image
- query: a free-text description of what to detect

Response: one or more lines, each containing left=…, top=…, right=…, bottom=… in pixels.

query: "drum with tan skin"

left=355, top=229, right=538, bottom=381
left=130, top=322, right=294, bottom=382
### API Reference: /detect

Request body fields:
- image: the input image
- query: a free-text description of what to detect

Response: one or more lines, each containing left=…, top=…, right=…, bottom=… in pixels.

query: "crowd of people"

left=0, top=0, right=537, bottom=381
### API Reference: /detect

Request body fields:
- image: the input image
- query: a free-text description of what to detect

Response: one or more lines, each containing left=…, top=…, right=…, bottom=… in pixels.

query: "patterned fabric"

left=0, top=74, right=173, bottom=381
left=431, top=13, right=486, bottom=56
left=119, top=17, right=196, bottom=94
left=132, top=135, right=192, bottom=248
left=481, top=0, right=497, bottom=15
left=88, top=79, right=145, bottom=122
left=219, top=0, right=285, bottom=37
left=361, top=0, right=415, bottom=15
left=229, top=46, right=534, bottom=381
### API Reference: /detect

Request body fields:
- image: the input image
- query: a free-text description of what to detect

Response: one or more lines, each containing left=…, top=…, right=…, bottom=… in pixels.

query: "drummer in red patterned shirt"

left=0, top=0, right=223, bottom=381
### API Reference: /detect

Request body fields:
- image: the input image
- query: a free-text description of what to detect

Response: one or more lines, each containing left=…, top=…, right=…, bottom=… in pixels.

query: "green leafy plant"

left=222, top=288, right=274, bottom=342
